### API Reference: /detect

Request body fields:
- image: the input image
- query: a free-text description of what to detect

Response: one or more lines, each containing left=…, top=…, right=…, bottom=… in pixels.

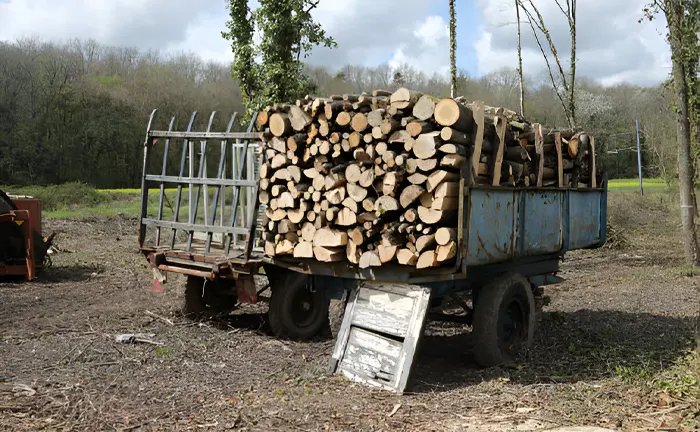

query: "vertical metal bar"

left=635, top=119, right=644, bottom=196
left=138, top=109, right=157, bottom=247
left=187, top=112, right=217, bottom=249
left=188, top=137, right=195, bottom=235
left=225, top=114, right=259, bottom=256
left=205, top=112, right=237, bottom=253
left=246, top=145, right=254, bottom=229
left=170, top=111, right=198, bottom=248
left=155, top=116, right=176, bottom=246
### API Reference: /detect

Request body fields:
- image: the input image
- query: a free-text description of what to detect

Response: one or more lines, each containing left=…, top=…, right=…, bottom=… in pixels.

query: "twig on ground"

left=145, top=310, right=175, bottom=326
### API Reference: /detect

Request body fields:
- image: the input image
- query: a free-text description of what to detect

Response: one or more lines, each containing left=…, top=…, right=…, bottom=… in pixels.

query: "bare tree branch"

left=522, top=1, right=570, bottom=96
left=522, top=6, right=571, bottom=126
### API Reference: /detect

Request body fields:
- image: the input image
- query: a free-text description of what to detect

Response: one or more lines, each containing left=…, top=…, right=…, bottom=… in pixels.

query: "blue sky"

left=428, top=0, right=481, bottom=77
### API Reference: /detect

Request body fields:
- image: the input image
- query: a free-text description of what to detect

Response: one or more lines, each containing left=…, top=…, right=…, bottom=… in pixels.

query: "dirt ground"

left=1, top=215, right=699, bottom=431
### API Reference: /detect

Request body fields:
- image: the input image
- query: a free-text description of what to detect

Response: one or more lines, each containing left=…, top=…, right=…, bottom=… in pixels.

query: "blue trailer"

left=138, top=107, right=607, bottom=393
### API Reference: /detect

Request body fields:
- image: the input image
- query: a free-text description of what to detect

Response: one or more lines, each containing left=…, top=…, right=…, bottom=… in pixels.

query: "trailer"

left=137, top=109, right=607, bottom=393
left=0, top=190, right=54, bottom=280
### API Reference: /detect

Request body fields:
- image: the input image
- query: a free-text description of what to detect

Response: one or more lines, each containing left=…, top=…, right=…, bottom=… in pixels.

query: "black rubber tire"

left=472, top=273, right=535, bottom=367
left=183, top=276, right=237, bottom=317
left=328, top=289, right=349, bottom=338
left=268, top=272, right=330, bottom=341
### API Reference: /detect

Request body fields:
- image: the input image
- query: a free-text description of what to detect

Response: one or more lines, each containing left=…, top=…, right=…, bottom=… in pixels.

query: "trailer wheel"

left=184, top=276, right=237, bottom=317
left=268, top=272, right=329, bottom=341
left=472, top=273, right=535, bottom=367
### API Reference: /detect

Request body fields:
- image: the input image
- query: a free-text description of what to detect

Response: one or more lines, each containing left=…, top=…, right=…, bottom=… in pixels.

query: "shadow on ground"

left=411, top=309, right=695, bottom=392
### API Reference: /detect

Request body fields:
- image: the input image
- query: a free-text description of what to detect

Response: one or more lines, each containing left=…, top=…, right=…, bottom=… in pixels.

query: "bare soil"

left=1, top=216, right=698, bottom=431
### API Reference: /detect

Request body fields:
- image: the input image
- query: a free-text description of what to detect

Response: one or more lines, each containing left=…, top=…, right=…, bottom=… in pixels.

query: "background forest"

left=0, top=38, right=676, bottom=188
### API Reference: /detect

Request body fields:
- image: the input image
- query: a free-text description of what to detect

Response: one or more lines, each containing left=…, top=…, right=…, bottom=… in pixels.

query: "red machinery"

left=0, top=190, right=53, bottom=280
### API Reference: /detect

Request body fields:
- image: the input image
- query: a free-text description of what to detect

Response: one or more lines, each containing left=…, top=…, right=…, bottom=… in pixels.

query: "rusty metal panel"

left=464, top=189, right=517, bottom=266
left=518, top=190, right=563, bottom=256
left=568, top=191, right=602, bottom=249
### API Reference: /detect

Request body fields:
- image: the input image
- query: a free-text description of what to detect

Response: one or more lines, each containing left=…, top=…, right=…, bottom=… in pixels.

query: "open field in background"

left=1, top=178, right=699, bottom=430
left=0, top=178, right=674, bottom=219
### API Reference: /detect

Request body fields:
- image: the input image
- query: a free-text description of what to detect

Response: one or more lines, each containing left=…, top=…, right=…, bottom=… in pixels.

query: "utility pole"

left=635, top=119, right=644, bottom=196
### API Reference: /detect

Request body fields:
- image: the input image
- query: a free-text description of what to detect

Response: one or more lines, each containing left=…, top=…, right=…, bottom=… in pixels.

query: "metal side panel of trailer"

left=270, top=181, right=608, bottom=287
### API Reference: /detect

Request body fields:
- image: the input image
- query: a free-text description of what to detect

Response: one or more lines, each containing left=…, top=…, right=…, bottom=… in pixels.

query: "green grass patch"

left=608, top=178, right=667, bottom=191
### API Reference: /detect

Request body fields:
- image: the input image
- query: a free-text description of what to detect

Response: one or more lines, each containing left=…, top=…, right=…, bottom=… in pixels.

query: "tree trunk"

left=515, top=0, right=525, bottom=115
left=449, top=0, right=457, bottom=98
left=668, top=0, right=700, bottom=267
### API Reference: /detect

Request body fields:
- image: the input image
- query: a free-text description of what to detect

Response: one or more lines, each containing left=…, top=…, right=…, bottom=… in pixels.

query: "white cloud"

left=0, top=0, right=674, bottom=85
left=472, top=0, right=671, bottom=86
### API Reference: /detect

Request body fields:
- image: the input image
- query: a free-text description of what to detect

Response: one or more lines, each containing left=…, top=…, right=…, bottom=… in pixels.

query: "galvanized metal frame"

left=138, top=110, right=263, bottom=263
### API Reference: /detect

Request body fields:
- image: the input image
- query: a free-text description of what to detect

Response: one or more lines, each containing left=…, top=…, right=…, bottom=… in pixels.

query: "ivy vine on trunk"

left=222, top=0, right=336, bottom=120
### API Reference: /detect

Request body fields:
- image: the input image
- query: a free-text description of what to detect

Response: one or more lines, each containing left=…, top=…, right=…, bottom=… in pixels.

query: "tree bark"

left=667, top=0, right=700, bottom=266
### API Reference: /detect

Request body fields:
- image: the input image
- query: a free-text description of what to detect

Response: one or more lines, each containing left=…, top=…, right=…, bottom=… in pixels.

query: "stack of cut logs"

left=256, top=88, right=597, bottom=269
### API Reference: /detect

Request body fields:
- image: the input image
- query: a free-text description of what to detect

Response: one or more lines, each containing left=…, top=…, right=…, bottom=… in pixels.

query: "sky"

left=0, top=0, right=672, bottom=86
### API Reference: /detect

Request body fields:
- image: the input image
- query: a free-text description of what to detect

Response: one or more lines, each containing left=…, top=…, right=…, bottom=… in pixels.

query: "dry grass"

left=0, top=188, right=699, bottom=431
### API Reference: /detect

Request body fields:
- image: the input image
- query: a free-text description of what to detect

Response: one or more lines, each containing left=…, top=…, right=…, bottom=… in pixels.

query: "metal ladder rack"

left=137, top=109, right=264, bottom=262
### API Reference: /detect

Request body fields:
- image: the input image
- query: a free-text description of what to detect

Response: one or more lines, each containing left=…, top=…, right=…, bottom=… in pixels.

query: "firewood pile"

left=255, top=88, right=598, bottom=269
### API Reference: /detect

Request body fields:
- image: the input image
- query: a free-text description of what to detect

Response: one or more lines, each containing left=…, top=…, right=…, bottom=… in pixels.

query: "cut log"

left=270, top=154, right=289, bottom=169
left=367, top=109, right=385, bottom=127
left=406, top=121, right=431, bottom=137
left=313, top=246, right=344, bottom=262
left=416, top=250, right=439, bottom=269
left=287, top=202, right=308, bottom=224
left=342, top=197, right=359, bottom=213
left=408, top=172, right=428, bottom=185
left=417, top=206, right=455, bottom=224
left=375, top=196, right=399, bottom=215
left=265, top=241, right=276, bottom=256
left=359, top=251, right=382, bottom=268
left=378, top=245, right=398, bottom=263
left=440, top=154, right=466, bottom=168
left=293, top=241, right=314, bottom=258
left=380, top=118, right=401, bottom=136
left=301, top=222, right=316, bottom=242
left=289, top=105, right=313, bottom=131
left=434, top=98, right=473, bottom=133
left=269, top=113, right=292, bottom=137
left=390, top=88, right=423, bottom=110
left=362, top=197, right=376, bottom=212
left=382, top=171, right=402, bottom=196
left=325, top=172, right=346, bottom=190
left=373, top=89, right=393, bottom=97
left=347, top=183, right=368, bottom=202
left=413, top=132, right=442, bottom=159
left=336, top=208, right=357, bottom=226
left=275, top=239, right=295, bottom=255
left=412, top=95, right=437, bottom=120
left=277, top=192, right=295, bottom=209
left=400, top=185, right=425, bottom=208
left=435, top=227, right=457, bottom=246
left=313, top=227, right=348, bottom=247
left=397, top=249, right=418, bottom=266
left=406, top=158, right=439, bottom=173
left=266, top=208, right=287, bottom=222
left=426, top=170, right=460, bottom=193
left=438, top=143, right=467, bottom=156
left=351, top=112, right=369, bottom=132
left=270, top=136, right=286, bottom=153
left=359, top=169, right=376, bottom=188
left=436, top=241, right=457, bottom=262
left=415, top=234, right=436, bottom=253
left=440, top=127, right=471, bottom=145
left=336, top=111, right=354, bottom=127
left=346, top=240, right=361, bottom=264
left=326, top=187, right=346, bottom=205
